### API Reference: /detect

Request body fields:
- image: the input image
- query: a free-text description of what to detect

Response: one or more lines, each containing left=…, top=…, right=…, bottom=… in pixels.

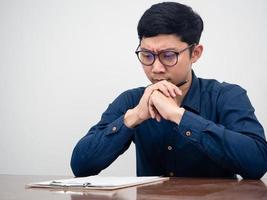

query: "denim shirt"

left=71, top=71, right=267, bottom=179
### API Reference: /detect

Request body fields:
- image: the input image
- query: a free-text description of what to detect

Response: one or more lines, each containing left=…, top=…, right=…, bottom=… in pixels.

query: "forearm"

left=178, top=111, right=267, bottom=179
left=71, top=115, right=135, bottom=177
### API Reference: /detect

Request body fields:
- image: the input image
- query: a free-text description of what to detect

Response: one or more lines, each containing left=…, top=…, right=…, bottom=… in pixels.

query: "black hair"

left=137, top=2, right=203, bottom=45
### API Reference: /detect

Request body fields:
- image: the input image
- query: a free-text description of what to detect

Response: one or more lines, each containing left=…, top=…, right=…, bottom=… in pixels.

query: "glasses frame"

left=135, top=43, right=196, bottom=67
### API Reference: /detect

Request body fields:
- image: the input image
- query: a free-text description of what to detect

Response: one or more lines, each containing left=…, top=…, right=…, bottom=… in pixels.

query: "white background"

left=0, top=0, right=266, bottom=178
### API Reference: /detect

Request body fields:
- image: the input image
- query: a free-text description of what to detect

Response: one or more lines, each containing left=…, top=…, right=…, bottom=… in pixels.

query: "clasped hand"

left=136, top=80, right=185, bottom=124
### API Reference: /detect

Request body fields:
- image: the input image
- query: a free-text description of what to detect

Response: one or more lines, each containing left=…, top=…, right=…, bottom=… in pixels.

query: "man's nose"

left=151, top=57, right=166, bottom=73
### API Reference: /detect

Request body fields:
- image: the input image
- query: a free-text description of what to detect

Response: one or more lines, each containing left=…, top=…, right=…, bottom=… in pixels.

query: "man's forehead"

left=140, top=34, right=186, bottom=50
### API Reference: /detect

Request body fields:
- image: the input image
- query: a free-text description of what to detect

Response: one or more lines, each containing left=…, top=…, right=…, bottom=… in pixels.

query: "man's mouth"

left=152, top=78, right=170, bottom=82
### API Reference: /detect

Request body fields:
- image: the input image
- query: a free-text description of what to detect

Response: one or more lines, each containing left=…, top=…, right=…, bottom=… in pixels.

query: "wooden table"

left=1, top=175, right=267, bottom=199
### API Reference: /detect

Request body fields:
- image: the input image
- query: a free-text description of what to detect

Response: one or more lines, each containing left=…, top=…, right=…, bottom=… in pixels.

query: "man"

left=71, top=2, right=267, bottom=179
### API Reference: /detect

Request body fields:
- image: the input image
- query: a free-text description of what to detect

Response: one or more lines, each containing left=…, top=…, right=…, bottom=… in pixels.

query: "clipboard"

left=26, top=176, right=169, bottom=190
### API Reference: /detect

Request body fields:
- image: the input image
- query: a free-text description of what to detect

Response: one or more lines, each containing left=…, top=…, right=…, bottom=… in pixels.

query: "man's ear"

left=191, top=44, right=203, bottom=63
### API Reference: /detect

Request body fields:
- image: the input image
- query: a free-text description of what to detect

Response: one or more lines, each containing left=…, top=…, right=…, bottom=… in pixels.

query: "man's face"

left=139, top=34, right=200, bottom=85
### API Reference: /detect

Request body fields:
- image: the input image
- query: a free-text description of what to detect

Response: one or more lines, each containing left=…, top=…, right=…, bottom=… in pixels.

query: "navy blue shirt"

left=71, top=71, right=267, bottom=179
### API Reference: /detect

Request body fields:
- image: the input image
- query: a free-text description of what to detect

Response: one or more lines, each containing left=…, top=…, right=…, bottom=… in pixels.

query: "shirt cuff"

left=177, top=111, right=209, bottom=143
left=105, top=115, right=136, bottom=138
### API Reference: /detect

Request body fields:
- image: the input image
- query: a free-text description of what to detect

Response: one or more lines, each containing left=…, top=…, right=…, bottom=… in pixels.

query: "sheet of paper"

left=26, top=176, right=169, bottom=190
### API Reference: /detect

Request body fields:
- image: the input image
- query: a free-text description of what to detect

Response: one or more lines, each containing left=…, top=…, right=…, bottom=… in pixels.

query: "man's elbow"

left=70, top=151, right=100, bottom=177
left=241, top=162, right=267, bottom=179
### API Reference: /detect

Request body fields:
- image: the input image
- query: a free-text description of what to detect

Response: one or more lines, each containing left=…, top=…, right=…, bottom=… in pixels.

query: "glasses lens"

left=159, top=51, right=177, bottom=66
left=138, top=51, right=154, bottom=65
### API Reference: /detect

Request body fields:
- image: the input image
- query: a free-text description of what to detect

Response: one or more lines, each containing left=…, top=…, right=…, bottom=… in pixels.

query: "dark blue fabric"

left=71, top=71, right=267, bottom=179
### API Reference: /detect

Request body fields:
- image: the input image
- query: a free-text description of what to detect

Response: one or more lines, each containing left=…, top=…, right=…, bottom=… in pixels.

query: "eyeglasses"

left=135, top=43, right=195, bottom=67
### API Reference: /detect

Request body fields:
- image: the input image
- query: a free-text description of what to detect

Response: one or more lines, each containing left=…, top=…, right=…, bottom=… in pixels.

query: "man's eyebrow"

left=139, top=47, right=151, bottom=51
left=161, top=48, right=177, bottom=51
left=140, top=47, right=177, bottom=52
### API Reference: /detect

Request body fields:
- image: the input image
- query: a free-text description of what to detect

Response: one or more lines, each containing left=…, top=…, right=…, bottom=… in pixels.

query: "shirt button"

left=185, top=130, right=192, bottom=137
left=112, top=127, right=117, bottom=132
left=169, top=172, right=174, bottom=177
left=167, top=146, right=172, bottom=151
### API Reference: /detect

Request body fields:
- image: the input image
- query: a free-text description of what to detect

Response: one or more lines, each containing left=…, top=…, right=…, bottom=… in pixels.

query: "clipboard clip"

left=50, top=180, right=92, bottom=187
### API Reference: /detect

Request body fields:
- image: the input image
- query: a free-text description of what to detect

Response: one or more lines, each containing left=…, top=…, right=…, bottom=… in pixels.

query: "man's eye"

left=141, top=52, right=153, bottom=59
left=163, top=52, right=176, bottom=59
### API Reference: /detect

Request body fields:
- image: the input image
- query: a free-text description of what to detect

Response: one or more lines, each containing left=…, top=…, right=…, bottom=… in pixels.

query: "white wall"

left=0, top=0, right=266, bottom=177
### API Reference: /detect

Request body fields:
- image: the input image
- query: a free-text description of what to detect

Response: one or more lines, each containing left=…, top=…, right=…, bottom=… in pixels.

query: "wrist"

left=124, top=108, right=143, bottom=128
left=171, top=107, right=185, bottom=125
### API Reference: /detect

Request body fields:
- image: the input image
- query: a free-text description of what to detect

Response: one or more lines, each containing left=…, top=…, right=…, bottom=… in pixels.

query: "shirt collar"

left=181, top=70, right=201, bottom=114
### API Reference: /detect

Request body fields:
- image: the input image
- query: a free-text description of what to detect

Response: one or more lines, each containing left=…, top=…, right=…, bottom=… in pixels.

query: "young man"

left=71, top=2, right=267, bottom=179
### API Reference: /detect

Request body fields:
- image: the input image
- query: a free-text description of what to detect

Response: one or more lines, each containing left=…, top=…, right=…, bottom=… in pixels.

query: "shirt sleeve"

left=70, top=90, right=137, bottom=177
left=177, top=85, right=267, bottom=179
